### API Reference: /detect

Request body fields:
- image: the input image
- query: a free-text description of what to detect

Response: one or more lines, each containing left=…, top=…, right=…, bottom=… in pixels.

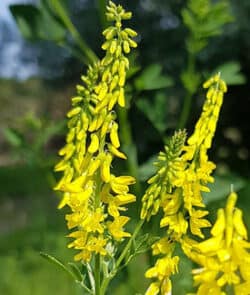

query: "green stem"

left=177, top=92, right=192, bottom=129
left=51, top=0, right=98, bottom=65
left=95, top=254, right=101, bottom=295
left=100, top=219, right=144, bottom=294
left=117, top=107, right=141, bottom=196
left=97, top=0, right=108, bottom=29
left=177, top=54, right=196, bottom=129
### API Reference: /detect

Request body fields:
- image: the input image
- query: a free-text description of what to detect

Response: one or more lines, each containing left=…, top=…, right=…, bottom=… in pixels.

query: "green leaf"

left=2, top=128, right=23, bottom=147
left=181, top=69, right=201, bottom=94
left=9, top=4, right=42, bottom=41
left=136, top=92, right=169, bottom=133
left=138, top=154, right=158, bottom=181
left=40, top=252, right=80, bottom=282
left=9, top=3, right=66, bottom=42
left=134, top=64, right=173, bottom=91
left=39, top=0, right=67, bottom=42
left=213, top=61, right=246, bottom=85
left=203, top=174, right=246, bottom=204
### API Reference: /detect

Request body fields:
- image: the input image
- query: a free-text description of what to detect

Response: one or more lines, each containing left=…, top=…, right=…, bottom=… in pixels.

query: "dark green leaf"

left=136, top=92, right=169, bottom=133
left=138, top=154, right=158, bottom=181
left=213, top=62, right=246, bottom=85
left=134, top=64, right=173, bottom=91
left=204, top=174, right=246, bottom=204
left=9, top=3, right=66, bottom=42
left=9, top=4, right=42, bottom=41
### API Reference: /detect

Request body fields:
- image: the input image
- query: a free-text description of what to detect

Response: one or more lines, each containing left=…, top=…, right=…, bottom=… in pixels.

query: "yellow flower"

left=107, top=216, right=131, bottom=241
left=141, top=130, right=187, bottom=221
left=54, top=1, right=137, bottom=262
left=145, top=255, right=179, bottom=295
left=188, top=192, right=250, bottom=294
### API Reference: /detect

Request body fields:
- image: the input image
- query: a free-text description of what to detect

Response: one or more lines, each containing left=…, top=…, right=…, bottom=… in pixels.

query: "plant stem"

left=95, top=254, right=101, bottom=295
left=100, top=219, right=144, bottom=294
left=177, top=92, right=192, bottom=129
left=117, top=107, right=141, bottom=196
left=116, top=219, right=144, bottom=268
left=177, top=54, right=196, bottom=129
left=51, top=0, right=98, bottom=65
left=97, top=0, right=108, bottom=29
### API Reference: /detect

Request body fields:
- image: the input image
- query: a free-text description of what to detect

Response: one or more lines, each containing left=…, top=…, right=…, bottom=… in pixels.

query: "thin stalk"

left=51, top=0, right=98, bottom=65
left=78, top=281, right=93, bottom=294
left=117, top=107, right=141, bottom=196
left=87, top=263, right=96, bottom=293
left=177, top=92, right=192, bottom=129
left=94, top=254, right=101, bottom=295
left=100, top=219, right=144, bottom=294
left=96, top=0, right=108, bottom=29
left=177, top=54, right=196, bottom=129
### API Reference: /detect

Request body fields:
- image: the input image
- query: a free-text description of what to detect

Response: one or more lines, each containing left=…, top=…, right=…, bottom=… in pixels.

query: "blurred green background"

left=0, top=0, right=250, bottom=294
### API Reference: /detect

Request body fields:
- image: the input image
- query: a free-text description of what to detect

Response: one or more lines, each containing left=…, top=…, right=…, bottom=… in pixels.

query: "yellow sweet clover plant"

left=54, top=2, right=138, bottom=293
left=52, top=2, right=249, bottom=295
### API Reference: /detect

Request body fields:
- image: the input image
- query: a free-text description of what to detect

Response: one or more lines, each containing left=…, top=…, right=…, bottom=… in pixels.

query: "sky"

left=0, top=0, right=39, bottom=80
left=0, top=0, right=24, bottom=22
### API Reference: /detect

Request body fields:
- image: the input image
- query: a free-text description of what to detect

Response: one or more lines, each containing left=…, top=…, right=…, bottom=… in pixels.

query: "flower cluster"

left=184, top=192, right=250, bottom=295
left=141, top=130, right=187, bottom=221
left=142, top=74, right=227, bottom=294
left=54, top=1, right=137, bottom=262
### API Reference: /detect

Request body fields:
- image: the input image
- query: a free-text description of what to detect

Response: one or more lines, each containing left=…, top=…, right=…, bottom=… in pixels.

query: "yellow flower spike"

left=110, top=122, right=120, bottom=148
left=88, top=133, right=99, bottom=153
left=54, top=1, right=137, bottom=263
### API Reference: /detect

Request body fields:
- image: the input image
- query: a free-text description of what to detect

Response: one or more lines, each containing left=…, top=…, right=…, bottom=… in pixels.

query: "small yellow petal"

left=88, top=133, right=99, bottom=153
